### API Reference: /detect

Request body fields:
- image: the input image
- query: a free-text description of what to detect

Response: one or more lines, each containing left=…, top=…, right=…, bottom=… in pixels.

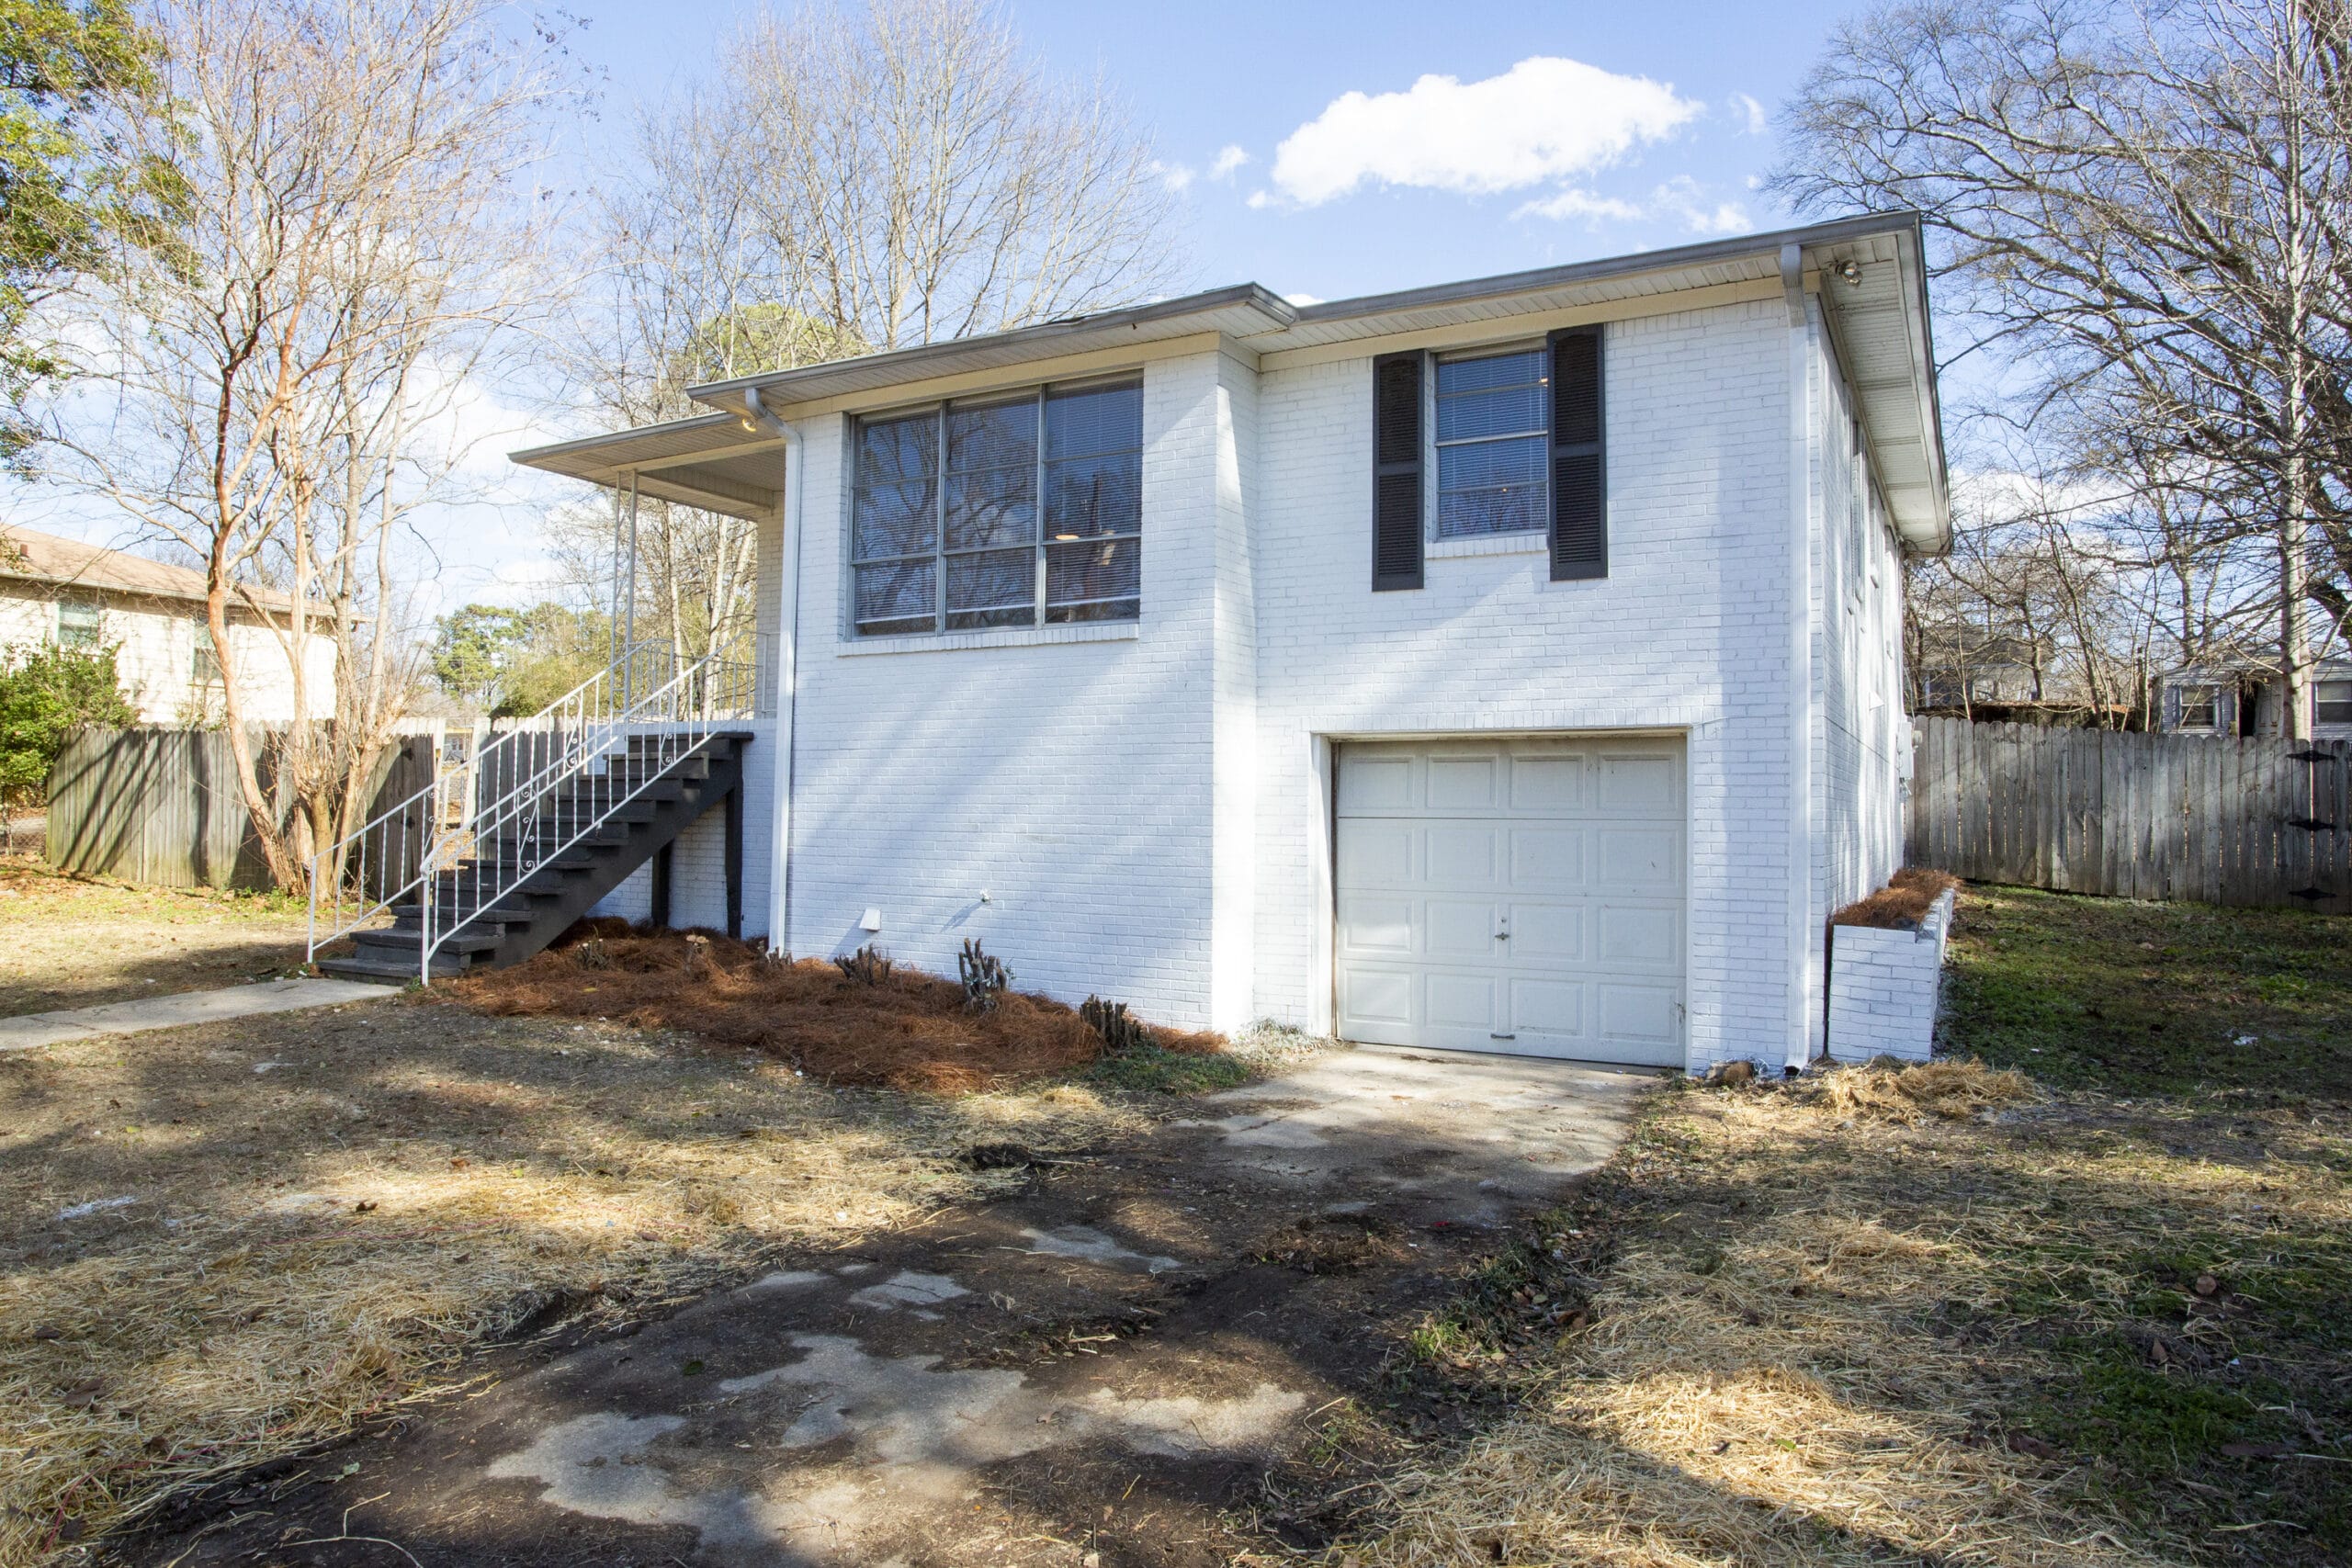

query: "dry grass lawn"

left=0, top=859, right=309, bottom=1017
left=0, top=993, right=1151, bottom=1561
left=1346, top=886, right=2352, bottom=1568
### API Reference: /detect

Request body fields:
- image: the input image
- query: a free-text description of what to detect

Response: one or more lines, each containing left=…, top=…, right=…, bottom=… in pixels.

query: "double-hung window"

left=2177, top=683, right=2220, bottom=729
left=56, top=598, right=101, bottom=649
left=1433, top=346, right=1550, bottom=539
left=2314, top=677, right=2352, bottom=726
left=851, top=378, right=1142, bottom=637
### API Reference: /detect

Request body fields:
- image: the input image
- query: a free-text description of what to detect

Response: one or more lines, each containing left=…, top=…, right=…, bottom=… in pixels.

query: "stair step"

left=392, top=899, right=537, bottom=922
left=355, top=927, right=503, bottom=955
left=319, top=952, right=466, bottom=982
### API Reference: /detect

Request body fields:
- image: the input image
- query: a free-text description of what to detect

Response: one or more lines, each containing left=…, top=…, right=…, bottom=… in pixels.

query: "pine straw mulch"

left=0, top=997, right=1154, bottom=1562
left=1831, top=865, right=1965, bottom=931
left=442, top=921, right=1229, bottom=1094
left=1340, top=1057, right=2352, bottom=1567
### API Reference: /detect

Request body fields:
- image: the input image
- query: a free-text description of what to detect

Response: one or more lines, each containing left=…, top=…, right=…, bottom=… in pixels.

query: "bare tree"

left=38, top=0, right=570, bottom=890
left=1776, top=0, right=2352, bottom=734
left=551, top=0, right=1183, bottom=664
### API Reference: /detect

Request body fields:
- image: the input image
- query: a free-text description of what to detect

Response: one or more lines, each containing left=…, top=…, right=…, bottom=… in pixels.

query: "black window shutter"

left=1546, top=326, right=1607, bottom=581
left=1371, top=351, right=1423, bottom=591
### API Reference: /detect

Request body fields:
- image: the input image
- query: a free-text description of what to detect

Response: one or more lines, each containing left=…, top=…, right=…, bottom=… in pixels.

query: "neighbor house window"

left=2177, top=683, right=2219, bottom=728
left=852, top=378, right=1142, bottom=637
left=56, top=598, right=100, bottom=649
left=191, top=625, right=223, bottom=685
left=2316, top=678, right=2352, bottom=726
left=1433, top=345, right=1549, bottom=539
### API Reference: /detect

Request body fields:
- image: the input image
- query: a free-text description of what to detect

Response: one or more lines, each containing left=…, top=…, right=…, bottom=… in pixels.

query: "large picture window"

left=1434, top=345, right=1549, bottom=539
left=852, top=378, right=1142, bottom=637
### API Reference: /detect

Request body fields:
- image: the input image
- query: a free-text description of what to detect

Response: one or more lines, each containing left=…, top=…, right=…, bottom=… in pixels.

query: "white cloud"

left=1208, top=144, right=1250, bottom=181
left=1281, top=291, right=1324, bottom=307
left=1149, top=159, right=1195, bottom=193
left=1514, top=175, right=1750, bottom=236
left=1245, top=189, right=1272, bottom=209
left=1650, top=175, right=1751, bottom=234
left=1726, top=92, right=1769, bottom=136
left=1512, top=188, right=1645, bottom=223
left=1266, top=56, right=1701, bottom=207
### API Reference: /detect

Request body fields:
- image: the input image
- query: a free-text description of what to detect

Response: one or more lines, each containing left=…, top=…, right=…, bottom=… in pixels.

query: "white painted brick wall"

left=1806, top=308, right=1910, bottom=1059
left=714, top=291, right=1914, bottom=1070
left=771, top=353, right=1228, bottom=1027
left=1252, top=299, right=1803, bottom=1070
left=1826, top=887, right=1955, bottom=1062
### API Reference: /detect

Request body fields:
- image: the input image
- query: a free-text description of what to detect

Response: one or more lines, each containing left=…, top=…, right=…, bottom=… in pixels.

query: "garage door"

left=1335, top=737, right=1685, bottom=1066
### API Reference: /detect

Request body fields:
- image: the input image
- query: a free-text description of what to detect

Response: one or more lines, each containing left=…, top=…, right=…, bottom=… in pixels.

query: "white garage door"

left=1335, top=737, right=1685, bottom=1066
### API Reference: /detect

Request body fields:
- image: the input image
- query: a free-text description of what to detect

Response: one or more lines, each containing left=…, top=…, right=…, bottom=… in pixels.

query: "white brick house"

left=515, top=213, right=1948, bottom=1073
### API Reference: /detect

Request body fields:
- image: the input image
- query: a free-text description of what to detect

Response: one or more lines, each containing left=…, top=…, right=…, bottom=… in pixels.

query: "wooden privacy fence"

left=45, top=727, right=435, bottom=891
left=1906, top=716, right=2352, bottom=912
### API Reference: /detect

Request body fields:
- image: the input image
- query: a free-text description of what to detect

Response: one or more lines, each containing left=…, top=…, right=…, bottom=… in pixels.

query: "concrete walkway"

left=0, top=976, right=397, bottom=1052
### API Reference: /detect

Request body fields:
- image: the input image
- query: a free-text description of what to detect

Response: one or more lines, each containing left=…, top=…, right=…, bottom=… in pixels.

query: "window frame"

left=848, top=373, right=1143, bottom=639
left=2176, top=682, right=2221, bottom=729
left=56, top=597, right=101, bottom=649
left=190, top=624, right=224, bottom=686
left=2314, top=677, right=2352, bottom=726
left=1429, top=339, right=1552, bottom=543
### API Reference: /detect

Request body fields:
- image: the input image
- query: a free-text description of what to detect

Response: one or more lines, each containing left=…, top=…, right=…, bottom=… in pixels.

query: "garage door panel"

left=1425, top=971, right=1499, bottom=1031
left=1596, top=904, right=1679, bottom=967
left=1507, top=902, right=1584, bottom=962
left=1339, top=753, right=1416, bottom=813
left=1336, top=738, right=1684, bottom=1067
left=1509, top=977, right=1585, bottom=1039
left=1338, top=894, right=1413, bottom=955
left=1424, top=826, right=1498, bottom=887
left=1427, top=755, right=1498, bottom=810
left=1508, top=828, right=1584, bottom=890
left=1598, top=752, right=1680, bottom=815
left=1340, top=966, right=1413, bottom=1029
left=1598, top=983, right=1682, bottom=1058
left=1426, top=899, right=1499, bottom=957
left=1596, top=827, right=1680, bottom=890
left=1337, top=821, right=1415, bottom=886
left=1510, top=754, right=1584, bottom=811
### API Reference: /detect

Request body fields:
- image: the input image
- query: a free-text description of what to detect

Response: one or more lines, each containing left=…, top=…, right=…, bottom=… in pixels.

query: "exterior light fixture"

left=1835, top=259, right=1863, bottom=288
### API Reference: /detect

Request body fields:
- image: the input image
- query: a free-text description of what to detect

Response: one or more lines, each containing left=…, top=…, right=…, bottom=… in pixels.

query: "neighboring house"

left=1912, top=632, right=2051, bottom=712
left=0, top=523, right=336, bottom=724
left=514, top=212, right=1948, bottom=1075
left=2155, top=660, right=2352, bottom=740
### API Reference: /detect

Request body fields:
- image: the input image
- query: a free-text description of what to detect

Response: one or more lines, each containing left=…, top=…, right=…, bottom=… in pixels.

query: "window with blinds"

left=852, top=378, right=1142, bottom=637
left=1434, top=346, right=1550, bottom=539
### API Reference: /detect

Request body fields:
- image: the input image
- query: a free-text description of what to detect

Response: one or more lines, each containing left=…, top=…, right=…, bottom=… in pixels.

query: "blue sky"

left=569, top=0, right=1849, bottom=300
left=12, top=0, right=1870, bottom=612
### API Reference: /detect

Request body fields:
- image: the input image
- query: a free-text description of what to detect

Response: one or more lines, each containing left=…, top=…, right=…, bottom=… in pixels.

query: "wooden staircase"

left=316, top=730, right=752, bottom=982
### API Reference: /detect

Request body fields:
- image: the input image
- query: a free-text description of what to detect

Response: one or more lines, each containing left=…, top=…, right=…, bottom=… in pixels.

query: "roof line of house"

left=514, top=210, right=1949, bottom=548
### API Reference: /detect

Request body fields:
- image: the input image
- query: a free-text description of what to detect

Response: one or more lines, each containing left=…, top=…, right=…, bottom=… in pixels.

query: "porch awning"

left=509, top=412, right=785, bottom=521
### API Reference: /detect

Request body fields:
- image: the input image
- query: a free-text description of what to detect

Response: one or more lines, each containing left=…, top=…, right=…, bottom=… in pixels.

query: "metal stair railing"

left=306, top=639, right=761, bottom=980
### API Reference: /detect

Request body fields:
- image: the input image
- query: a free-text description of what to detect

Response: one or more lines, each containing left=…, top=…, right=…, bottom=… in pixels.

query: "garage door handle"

left=1490, top=1032, right=1516, bottom=1041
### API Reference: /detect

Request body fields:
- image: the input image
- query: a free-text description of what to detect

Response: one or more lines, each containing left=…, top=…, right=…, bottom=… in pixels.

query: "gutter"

left=742, top=384, right=803, bottom=955
left=1782, top=243, right=1818, bottom=1070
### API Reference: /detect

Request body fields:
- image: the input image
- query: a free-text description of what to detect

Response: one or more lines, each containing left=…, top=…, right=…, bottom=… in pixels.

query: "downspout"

left=744, top=384, right=802, bottom=956
left=1781, top=243, right=1816, bottom=1071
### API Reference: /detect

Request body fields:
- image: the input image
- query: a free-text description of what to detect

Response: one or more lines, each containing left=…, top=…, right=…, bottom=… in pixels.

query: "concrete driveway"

left=138, top=1045, right=1653, bottom=1568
